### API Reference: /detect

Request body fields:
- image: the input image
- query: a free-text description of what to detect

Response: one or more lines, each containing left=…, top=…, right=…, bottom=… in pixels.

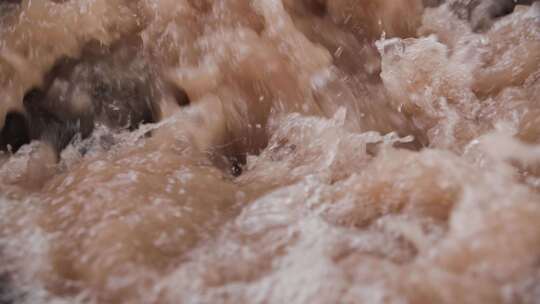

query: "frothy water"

left=0, top=0, right=539, bottom=303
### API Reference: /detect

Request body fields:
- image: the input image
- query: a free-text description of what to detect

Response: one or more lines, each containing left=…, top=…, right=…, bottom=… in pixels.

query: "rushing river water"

left=0, top=0, right=539, bottom=303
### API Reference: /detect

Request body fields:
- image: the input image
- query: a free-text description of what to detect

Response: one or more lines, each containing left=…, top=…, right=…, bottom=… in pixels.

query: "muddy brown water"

left=0, top=0, right=539, bottom=303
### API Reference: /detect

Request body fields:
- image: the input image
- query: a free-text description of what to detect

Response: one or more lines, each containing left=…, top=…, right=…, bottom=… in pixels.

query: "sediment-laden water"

left=0, top=0, right=539, bottom=303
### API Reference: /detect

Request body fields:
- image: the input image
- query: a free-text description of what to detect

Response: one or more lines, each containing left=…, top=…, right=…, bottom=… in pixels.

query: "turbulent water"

left=0, top=0, right=539, bottom=303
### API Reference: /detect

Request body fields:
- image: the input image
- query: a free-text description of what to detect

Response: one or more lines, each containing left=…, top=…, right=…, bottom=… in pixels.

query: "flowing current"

left=0, top=0, right=539, bottom=303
